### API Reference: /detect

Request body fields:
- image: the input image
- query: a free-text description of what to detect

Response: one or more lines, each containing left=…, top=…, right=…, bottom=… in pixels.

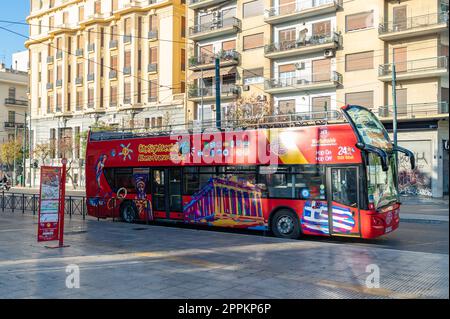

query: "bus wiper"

left=392, top=145, right=415, bottom=170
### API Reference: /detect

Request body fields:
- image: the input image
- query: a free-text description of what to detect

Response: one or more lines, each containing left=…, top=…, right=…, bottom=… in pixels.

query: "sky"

left=0, top=1, right=30, bottom=68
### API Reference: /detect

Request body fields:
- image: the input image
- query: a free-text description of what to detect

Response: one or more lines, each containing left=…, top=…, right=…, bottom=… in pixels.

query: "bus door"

left=152, top=168, right=182, bottom=219
left=326, top=166, right=361, bottom=237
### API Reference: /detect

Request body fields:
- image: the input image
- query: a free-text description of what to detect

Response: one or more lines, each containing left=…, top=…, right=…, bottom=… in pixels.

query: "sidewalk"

left=400, top=196, right=449, bottom=223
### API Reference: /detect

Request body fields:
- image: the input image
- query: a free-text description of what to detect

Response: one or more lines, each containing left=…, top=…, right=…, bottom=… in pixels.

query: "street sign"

left=37, top=167, right=62, bottom=242
left=62, top=158, right=68, bottom=165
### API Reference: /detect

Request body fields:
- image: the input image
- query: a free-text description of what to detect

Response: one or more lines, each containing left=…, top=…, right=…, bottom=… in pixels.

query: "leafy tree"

left=0, top=140, right=23, bottom=169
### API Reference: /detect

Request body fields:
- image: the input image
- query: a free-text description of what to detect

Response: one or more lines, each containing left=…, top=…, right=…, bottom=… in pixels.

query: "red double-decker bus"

left=85, top=105, right=414, bottom=239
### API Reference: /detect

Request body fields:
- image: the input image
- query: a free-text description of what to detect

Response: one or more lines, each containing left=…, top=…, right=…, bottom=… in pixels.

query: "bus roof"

left=89, top=110, right=347, bottom=142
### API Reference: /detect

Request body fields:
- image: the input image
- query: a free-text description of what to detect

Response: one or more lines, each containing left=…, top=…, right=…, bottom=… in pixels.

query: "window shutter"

left=345, top=51, right=374, bottom=72
left=346, top=12, right=373, bottom=31
left=345, top=91, right=374, bottom=108
left=243, top=33, right=264, bottom=50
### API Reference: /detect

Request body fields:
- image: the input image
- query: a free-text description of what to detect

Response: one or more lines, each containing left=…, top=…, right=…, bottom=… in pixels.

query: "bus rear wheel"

left=271, top=209, right=301, bottom=239
left=120, top=201, right=137, bottom=223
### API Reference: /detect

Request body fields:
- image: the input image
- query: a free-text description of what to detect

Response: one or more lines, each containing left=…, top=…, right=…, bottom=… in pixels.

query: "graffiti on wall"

left=398, top=140, right=432, bottom=197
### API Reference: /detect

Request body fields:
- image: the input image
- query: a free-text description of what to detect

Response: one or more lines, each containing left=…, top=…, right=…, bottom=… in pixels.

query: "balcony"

left=188, top=84, right=240, bottom=102
left=87, top=73, right=95, bottom=82
left=189, top=17, right=241, bottom=41
left=265, top=71, right=342, bottom=94
left=56, top=79, right=63, bottom=87
left=56, top=50, right=63, bottom=60
left=123, top=35, right=132, bottom=44
left=148, top=30, right=158, bottom=41
left=109, top=70, right=117, bottom=79
left=265, top=32, right=340, bottom=59
left=47, top=56, right=54, bottom=64
left=46, top=82, right=54, bottom=90
left=109, top=40, right=118, bottom=49
left=148, top=96, right=158, bottom=103
left=123, top=66, right=132, bottom=75
left=123, top=97, right=132, bottom=105
left=189, top=50, right=240, bottom=71
left=378, top=56, right=448, bottom=81
left=4, top=98, right=28, bottom=107
left=379, top=12, right=448, bottom=41
left=75, top=48, right=84, bottom=57
left=377, top=102, right=449, bottom=121
left=265, top=0, right=342, bottom=24
left=147, top=63, right=158, bottom=73
left=75, top=77, right=83, bottom=85
left=88, top=43, right=95, bottom=52
left=189, top=0, right=227, bottom=10
left=4, top=122, right=25, bottom=129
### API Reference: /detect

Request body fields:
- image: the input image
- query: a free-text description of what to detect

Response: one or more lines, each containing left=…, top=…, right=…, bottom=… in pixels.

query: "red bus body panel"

left=85, top=124, right=398, bottom=239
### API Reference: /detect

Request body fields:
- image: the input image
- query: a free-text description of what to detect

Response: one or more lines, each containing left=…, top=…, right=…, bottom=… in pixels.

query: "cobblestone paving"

left=0, top=213, right=447, bottom=299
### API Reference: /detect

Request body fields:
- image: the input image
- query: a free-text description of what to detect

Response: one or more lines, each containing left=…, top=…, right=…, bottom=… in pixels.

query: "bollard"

left=22, top=194, right=25, bottom=214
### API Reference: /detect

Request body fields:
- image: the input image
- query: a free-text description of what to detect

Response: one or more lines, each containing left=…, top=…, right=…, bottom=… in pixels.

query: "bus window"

left=183, top=167, right=199, bottom=195
left=115, top=168, right=135, bottom=193
left=293, top=165, right=325, bottom=200
left=331, top=168, right=358, bottom=207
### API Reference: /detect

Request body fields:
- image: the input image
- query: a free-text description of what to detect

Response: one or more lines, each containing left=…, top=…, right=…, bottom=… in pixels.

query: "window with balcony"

left=149, top=80, right=158, bottom=102
left=47, top=95, right=54, bottom=113
left=124, top=51, right=131, bottom=74
left=312, top=59, right=331, bottom=82
left=345, top=51, right=374, bottom=72
left=110, top=55, right=118, bottom=78
left=76, top=89, right=83, bottom=110
left=8, top=87, right=15, bottom=99
left=278, top=99, right=295, bottom=115
left=124, top=81, right=131, bottom=104
left=312, top=96, right=331, bottom=116
left=88, top=87, right=94, bottom=108
left=312, top=20, right=331, bottom=37
left=8, top=111, right=16, bottom=124
left=278, top=63, right=296, bottom=85
left=393, top=47, right=407, bottom=73
left=56, top=92, right=62, bottom=112
left=243, top=68, right=264, bottom=85
left=110, top=85, right=118, bottom=106
left=346, top=11, right=374, bottom=32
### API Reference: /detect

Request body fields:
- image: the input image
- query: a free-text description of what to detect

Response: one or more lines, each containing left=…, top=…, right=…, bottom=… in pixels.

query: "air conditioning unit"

left=295, top=62, right=305, bottom=70
left=243, top=85, right=250, bottom=91
left=324, top=49, right=335, bottom=58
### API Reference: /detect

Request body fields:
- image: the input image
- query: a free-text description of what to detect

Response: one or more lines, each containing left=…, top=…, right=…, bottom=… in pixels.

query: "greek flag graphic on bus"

left=301, top=200, right=355, bottom=234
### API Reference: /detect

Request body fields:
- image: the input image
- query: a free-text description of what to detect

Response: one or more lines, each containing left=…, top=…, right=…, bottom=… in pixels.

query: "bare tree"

left=225, top=95, right=272, bottom=128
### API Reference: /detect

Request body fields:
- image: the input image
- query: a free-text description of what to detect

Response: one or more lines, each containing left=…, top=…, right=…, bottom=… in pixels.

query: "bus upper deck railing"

left=90, top=110, right=346, bottom=141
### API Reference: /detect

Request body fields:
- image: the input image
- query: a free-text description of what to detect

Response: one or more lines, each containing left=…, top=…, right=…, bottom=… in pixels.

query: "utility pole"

left=200, top=68, right=204, bottom=128
left=392, top=50, right=398, bottom=168
left=22, top=112, right=27, bottom=187
left=13, top=125, right=17, bottom=187
left=215, top=57, right=221, bottom=129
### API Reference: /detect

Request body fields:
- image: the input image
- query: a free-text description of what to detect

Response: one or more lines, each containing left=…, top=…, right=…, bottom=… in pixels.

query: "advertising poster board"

left=37, top=166, right=62, bottom=242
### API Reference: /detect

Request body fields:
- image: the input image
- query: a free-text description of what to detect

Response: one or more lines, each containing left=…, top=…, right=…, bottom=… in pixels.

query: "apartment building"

left=26, top=0, right=187, bottom=187
left=186, top=0, right=449, bottom=197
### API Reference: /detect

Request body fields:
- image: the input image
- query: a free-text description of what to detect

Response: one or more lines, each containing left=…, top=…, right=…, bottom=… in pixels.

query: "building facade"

left=26, top=0, right=187, bottom=187
left=186, top=0, right=449, bottom=197
left=0, top=64, right=29, bottom=183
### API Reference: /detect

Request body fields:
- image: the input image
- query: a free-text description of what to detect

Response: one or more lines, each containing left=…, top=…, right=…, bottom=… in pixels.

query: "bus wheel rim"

left=277, top=216, right=294, bottom=235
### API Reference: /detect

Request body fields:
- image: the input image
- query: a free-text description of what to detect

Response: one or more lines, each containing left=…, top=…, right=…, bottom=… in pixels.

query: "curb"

left=401, top=214, right=449, bottom=223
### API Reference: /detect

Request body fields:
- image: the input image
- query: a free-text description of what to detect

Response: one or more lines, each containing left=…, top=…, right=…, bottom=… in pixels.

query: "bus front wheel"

left=271, top=209, right=301, bottom=239
left=120, top=201, right=137, bottom=223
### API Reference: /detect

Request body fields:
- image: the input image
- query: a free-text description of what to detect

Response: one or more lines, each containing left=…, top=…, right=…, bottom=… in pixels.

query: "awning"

left=190, top=66, right=237, bottom=80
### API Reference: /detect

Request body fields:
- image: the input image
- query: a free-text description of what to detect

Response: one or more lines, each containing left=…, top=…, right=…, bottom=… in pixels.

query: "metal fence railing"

left=0, top=192, right=87, bottom=219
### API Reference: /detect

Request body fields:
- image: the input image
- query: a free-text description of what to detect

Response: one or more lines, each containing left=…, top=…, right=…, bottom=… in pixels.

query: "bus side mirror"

left=393, top=145, right=415, bottom=170
left=359, top=143, right=389, bottom=171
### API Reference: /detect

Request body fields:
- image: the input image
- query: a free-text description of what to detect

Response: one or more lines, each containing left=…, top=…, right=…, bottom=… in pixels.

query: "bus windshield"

left=367, top=153, right=398, bottom=209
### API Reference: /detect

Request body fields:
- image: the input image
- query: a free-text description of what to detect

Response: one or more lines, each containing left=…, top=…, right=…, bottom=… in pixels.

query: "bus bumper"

left=361, top=204, right=400, bottom=239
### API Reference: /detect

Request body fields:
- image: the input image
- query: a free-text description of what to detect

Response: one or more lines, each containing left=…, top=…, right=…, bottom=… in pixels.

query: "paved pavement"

left=0, top=213, right=447, bottom=299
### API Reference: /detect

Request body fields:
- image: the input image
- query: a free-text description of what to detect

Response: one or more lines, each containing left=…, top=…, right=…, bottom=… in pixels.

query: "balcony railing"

left=56, top=79, right=63, bottom=87
left=47, top=56, right=54, bottom=64
left=56, top=50, right=63, bottom=59
left=123, top=66, right=131, bottom=75
left=378, top=56, right=448, bottom=77
left=265, top=71, right=342, bottom=90
left=88, top=43, right=95, bottom=52
left=4, top=122, right=25, bottom=129
left=377, top=102, right=449, bottom=118
left=148, top=30, right=158, bottom=40
left=87, top=73, right=95, bottom=82
left=265, top=32, right=340, bottom=55
left=147, top=63, right=158, bottom=73
left=123, top=97, right=131, bottom=104
left=123, top=35, right=132, bottom=43
left=265, top=0, right=342, bottom=20
left=75, top=49, right=84, bottom=56
left=109, top=70, right=117, bottom=79
left=188, top=84, right=240, bottom=98
left=75, top=77, right=83, bottom=85
left=46, top=82, right=54, bottom=90
left=189, top=50, right=240, bottom=68
left=4, top=98, right=28, bottom=106
left=189, top=17, right=241, bottom=36
left=109, top=40, right=118, bottom=49
left=379, top=12, right=448, bottom=34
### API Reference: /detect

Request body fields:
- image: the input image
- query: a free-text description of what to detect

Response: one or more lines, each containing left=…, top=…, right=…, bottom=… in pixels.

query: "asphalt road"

left=6, top=188, right=449, bottom=255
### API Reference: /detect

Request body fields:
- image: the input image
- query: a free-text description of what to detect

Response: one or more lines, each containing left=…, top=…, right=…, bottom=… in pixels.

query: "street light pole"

left=22, top=112, right=27, bottom=187
left=13, top=124, right=17, bottom=187
left=392, top=50, right=398, bottom=168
